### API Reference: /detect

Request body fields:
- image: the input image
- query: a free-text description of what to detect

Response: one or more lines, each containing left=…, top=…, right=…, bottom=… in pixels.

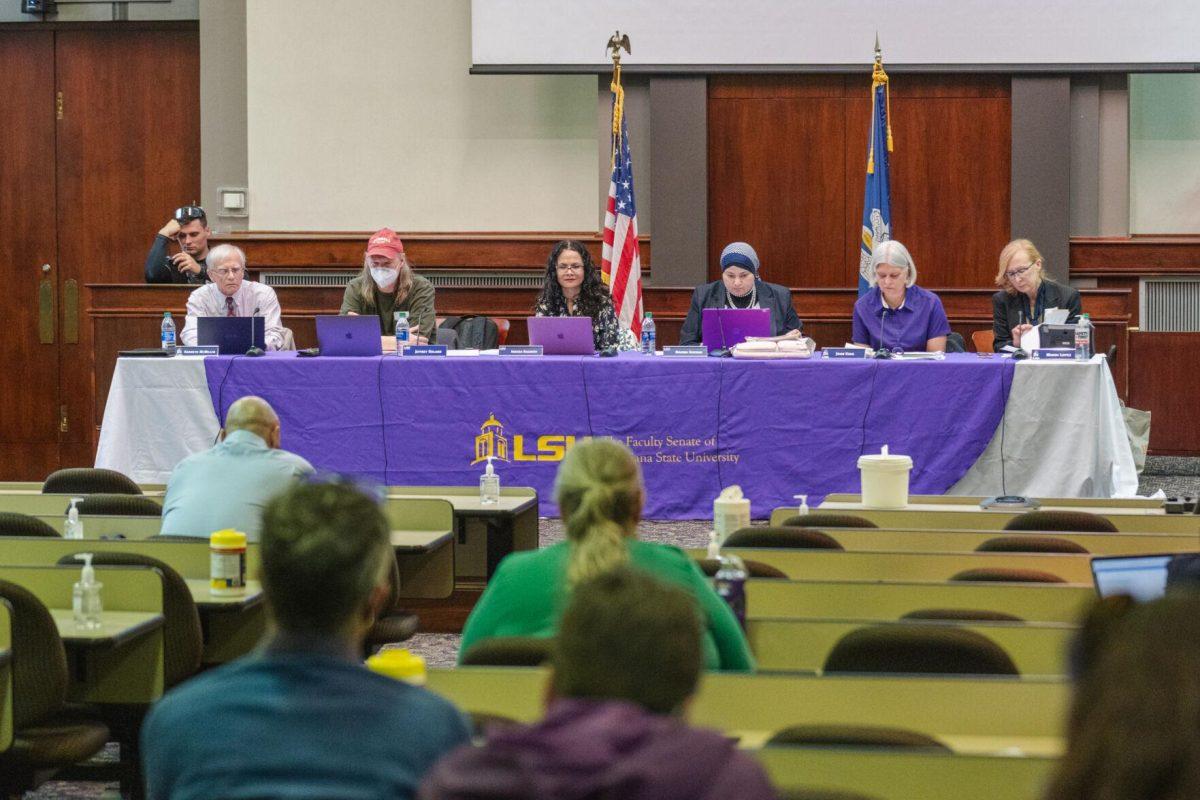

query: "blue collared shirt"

left=852, top=285, right=951, bottom=352
left=159, top=429, right=314, bottom=541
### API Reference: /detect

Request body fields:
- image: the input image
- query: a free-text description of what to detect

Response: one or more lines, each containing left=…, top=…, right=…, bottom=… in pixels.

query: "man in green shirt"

left=340, top=228, right=437, bottom=343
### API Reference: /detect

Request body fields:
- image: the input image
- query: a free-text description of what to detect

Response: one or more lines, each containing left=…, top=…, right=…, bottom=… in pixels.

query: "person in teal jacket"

left=459, top=438, right=755, bottom=672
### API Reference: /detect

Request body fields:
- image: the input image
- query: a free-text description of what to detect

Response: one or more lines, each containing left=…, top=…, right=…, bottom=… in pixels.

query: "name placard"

left=1033, top=348, right=1076, bottom=360
left=178, top=346, right=219, bottom=356
left=402, top=345, right=448, bottom=357
left=499, top=345, right=544, bottom=357
left=662, top=346, right=708, bottom=358
left=821, top=348, right=868, bottom=359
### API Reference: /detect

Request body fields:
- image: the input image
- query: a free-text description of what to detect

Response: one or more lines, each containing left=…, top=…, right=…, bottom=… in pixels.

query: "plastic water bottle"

left=394, top=311, right=410, bottom=355
left=713, top=554, right=748, bottom=629
left=161, top=311, right=176, bottom=351
left=641, top=313, right=656, bottom=354
left=1074, top=313, right=1092, bottom=361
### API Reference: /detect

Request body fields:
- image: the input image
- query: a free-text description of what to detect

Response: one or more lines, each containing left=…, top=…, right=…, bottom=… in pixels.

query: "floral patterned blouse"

left=534, top=295, right=639, bottom=351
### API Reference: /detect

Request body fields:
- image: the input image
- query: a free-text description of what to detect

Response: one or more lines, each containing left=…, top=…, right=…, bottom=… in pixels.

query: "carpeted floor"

left=26, top=457, right=1200, bottom=798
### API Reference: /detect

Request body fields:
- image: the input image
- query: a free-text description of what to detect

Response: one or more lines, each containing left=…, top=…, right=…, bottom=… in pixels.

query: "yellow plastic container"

left=366, top=648, right=427, bottom=686
left=210, top=528, right=247, bottom=596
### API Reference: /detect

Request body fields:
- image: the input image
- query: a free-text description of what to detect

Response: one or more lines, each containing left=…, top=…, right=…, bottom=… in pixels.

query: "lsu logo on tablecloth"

left=471, top=413, right=576, bottom=464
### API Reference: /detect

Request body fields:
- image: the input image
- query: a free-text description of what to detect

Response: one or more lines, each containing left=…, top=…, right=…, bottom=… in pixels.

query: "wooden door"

left=55, top=27, right=200, bottom=465
left=0, top=31, right=61, bottom=479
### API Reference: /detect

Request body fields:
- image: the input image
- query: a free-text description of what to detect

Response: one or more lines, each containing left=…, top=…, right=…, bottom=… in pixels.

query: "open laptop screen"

left=1090, top=554, right=1174, bottom=602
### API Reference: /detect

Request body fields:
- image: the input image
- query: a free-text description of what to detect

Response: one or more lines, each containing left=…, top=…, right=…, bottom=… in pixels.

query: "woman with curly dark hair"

left=1045, top=591, right=1200, bottom=800
left=533, top=240, right=637, bottom=352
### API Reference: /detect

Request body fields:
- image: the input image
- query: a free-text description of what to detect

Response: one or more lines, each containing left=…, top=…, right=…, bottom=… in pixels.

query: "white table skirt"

left=94, top=356, right=220, bottom=484
left=950, top=356, right=1139, bottom=498
left=95, top=355, right=1139, bottom=500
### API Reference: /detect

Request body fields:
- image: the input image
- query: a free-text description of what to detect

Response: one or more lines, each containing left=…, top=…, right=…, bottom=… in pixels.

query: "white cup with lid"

left=857, top=445, right=913, bottom=509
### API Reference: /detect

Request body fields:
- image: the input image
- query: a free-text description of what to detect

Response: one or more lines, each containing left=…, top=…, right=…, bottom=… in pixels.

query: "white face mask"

left=370, top=267, right=398, bottom=287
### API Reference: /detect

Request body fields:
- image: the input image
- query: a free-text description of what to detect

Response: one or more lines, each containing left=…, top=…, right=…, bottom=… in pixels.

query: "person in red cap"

left=340, top=228, right=436, bottom=345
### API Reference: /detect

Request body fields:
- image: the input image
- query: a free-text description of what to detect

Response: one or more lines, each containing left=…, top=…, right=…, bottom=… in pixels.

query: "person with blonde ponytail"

left=458, top=438, right=754, bottom=671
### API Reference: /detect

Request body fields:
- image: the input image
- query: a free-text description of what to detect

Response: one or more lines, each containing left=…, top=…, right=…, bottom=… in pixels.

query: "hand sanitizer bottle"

left=65, top=497, right=85, bottom=540
left=480, top=455, right=500, bottom=505
left=73, top=553, right=103, bottom=630
left=793, top=494, right=809, bottom=518
left=706, top=529, right=721, bottom=560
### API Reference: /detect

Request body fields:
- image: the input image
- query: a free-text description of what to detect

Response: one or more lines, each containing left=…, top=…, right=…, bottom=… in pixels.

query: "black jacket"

left=991, top=279, right=1082, bottom=351
left=145, top=235, right=209, bottom=284
left=678, top=280, right=803, bottom=346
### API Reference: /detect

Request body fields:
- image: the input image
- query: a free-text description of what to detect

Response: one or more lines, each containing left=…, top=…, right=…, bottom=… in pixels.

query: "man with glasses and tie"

left=144, top=205, right=214, bottom=284
left=179, top=243, right=286, bottom=350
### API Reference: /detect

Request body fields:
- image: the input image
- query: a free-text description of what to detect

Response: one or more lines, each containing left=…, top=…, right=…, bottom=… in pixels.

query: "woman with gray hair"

left=678, top=241, right=803, bottom=347
left=852, top=240, right=950, bottom=353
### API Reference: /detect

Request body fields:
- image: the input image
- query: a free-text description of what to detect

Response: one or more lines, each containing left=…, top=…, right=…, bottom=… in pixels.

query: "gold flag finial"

left=606, top=32, right=632, bottom=162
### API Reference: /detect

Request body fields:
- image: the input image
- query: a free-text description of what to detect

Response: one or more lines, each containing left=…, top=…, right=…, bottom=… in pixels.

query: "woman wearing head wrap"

left=678, top=241, right=803, bottom=347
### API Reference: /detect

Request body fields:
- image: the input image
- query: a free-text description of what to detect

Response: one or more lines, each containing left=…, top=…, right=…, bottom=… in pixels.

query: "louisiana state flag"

left=858, top=54, right=893, bottom=295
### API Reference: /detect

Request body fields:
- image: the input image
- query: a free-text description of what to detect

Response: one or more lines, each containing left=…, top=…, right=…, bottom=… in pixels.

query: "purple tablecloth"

left=204, top=352, right=1013, bottom=519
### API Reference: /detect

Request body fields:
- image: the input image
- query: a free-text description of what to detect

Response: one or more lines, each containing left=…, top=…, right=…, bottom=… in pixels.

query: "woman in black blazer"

left=991, top=238, right=1082, bottom=352
left=678, top=241, right=803, bottom=347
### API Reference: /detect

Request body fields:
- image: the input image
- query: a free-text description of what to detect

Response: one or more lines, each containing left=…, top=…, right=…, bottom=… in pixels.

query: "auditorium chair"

left=0, top=511, right=60, bottom=537
left=460, top=636, right=553, bottom=667
left=779, top=791, right=882, bottom=800
left=42, top=467, right=142, bottom=496
left=780, top=513, right=877, bottom=529
left=950, top=567, right=1066, bottom=584
left=74, top=493, right=163, bottom=517
left=55, top=552, right=203, bottom=797
left=975, top=534, right=1089, bottom=554
left=945, top=332, right=967, bottom=353
left=695, top=557, right=788, bottom=579
left=1002, top=510, right=1118, bottom=533
left=900, top=608, right=1025, bottom=623
left=766, top=723, right=951, bottom=752
left=0, top=580, right=111, bottom=796
left=822, top=625, right=1019, bottom=676
left=970, top=329, right=995, bottom=353
left=725, top=526, right=844, bottom=550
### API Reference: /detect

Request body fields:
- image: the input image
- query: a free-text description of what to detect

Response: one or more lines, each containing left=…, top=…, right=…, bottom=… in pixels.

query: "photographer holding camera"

left=144, top=205, right=213, bottom=284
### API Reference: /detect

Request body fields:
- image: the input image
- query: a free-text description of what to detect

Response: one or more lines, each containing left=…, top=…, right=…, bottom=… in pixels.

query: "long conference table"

left=96, top=351, right=1136, bottom=519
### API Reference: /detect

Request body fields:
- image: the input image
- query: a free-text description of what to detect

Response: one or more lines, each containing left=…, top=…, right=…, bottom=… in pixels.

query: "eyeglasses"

left=210, top=266, right=244, bottom=278
left=174, top=205, right=206, bottom=223
left=556, top=263, right=584, bottom=273
left=1005, top=262, right=1038, bottom=280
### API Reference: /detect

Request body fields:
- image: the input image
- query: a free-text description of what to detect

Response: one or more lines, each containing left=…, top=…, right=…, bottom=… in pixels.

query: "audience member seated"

left=179, top=243, right=285, bottom=350
left=679, top=241, right=803, bottom=346
left=458, top=438, right=754, bottom=671
left=144, top=205, right=212, bottom=284
left=423, top=567, right=776, bottom=800
left=991, top=238, right=1082, bottom=352
left=852, top=240, right=950, bottom=353
left=340, top=228, right=437, bottom=344
left=533, top=240, right=638, bottom=351
left=1045, top=591, right=1200, bottom=800
left=159, top=396, right=313, bottom=540
left=142, top=480, right=470, bottom=800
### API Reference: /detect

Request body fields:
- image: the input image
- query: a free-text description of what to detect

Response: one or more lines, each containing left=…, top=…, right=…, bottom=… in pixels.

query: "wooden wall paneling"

left=1127, top=332, right=1200, bottom=455
left=0, top=31, right=60, bottom=479
left=55, top=25, right=200, bottom=465
left=710, top=74, right=1012, bottom=291
left=708, top=77, right=849, bottom=287
left=1071, top=237, right=1200, bottom=275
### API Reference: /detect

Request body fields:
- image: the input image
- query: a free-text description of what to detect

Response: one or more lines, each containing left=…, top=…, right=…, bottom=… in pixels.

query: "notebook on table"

left=527, top=316, right=596, bottom=355
left=316, top=315, right=383, bottom=357
left=197, top=316, right=266, bottom=355
left=701, top=308, right=772, bottom=353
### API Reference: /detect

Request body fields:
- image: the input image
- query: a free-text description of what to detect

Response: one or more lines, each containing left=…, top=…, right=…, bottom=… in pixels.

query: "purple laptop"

left=701, top=308, right=772, bottom=352
left=316, top=315, right=383, bottom=357
left=527, top=316, right=596, bottom=355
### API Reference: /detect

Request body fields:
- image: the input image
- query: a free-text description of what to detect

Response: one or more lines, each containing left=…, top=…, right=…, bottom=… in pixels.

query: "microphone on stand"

left=874, top=308, right=892, bottom=359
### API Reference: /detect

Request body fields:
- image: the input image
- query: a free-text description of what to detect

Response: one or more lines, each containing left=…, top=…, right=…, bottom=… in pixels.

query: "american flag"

left=602, top=111, right=643, bottom=339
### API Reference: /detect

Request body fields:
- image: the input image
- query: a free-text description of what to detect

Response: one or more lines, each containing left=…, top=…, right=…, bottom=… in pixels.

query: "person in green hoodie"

left=458, top=437, right=755, bottom=672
